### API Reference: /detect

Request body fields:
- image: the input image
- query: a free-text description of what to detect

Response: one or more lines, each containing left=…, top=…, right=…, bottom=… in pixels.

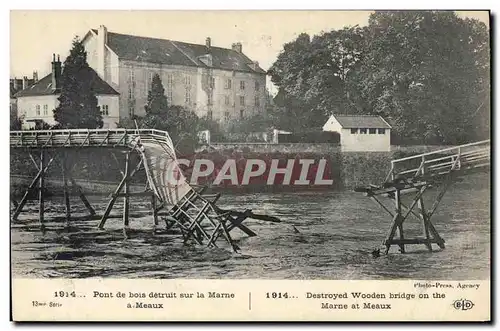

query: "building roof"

left=14, top=67, right=119, bottom=98
left=101, top=31, right=266, bottom=74
left=331, top=114, right=392, bottom=129
left=10, top=78, right=36, bottom=98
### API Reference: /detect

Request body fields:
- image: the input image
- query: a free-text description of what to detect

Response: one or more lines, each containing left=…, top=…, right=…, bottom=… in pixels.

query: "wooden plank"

left=386, top=238, right=442, bottom=245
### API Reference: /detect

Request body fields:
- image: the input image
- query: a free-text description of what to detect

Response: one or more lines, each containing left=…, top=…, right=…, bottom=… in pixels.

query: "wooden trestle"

left=10, top=129, right=280, bottom=252
left=355, top=140, right=490, bottom=254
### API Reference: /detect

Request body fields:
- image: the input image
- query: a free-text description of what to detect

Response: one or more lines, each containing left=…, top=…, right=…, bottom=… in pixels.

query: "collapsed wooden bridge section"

left=355, top=140, right=490, bottom=254
left=10, top=129, right=280, bottom=252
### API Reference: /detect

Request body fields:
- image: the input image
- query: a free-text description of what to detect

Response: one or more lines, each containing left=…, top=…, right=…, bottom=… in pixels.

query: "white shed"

left=323, top=114, right=392, bottom=152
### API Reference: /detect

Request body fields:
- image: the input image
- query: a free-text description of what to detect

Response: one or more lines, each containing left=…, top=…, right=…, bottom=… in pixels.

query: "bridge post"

left=61, top=155, right=71, bottom=223
left=38, top=151, right=45, bottom=229
left=123, top=152, right=130, bottom=230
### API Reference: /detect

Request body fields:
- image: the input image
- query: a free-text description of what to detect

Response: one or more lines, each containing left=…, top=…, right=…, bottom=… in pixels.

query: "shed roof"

left=331, top=114, right=392, bottom=129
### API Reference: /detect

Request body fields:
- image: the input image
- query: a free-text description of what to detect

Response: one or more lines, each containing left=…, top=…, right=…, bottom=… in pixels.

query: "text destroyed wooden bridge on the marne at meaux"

left=355, top=139, right=491, bottom=254
left=9, top=129, right=281, bottom=252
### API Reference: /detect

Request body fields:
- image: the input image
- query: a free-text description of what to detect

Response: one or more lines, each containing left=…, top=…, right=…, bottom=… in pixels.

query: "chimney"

left=22, top=76, right=29, bottom=90
left=51, top=53, right=62, bottom=90
left=205, top=37, right=211, bottom=50
left=12, top=77, right=18, bottom=91
left=232, top=42, right=242, bottom=53
left=33, top=71, right=38, bottom=83
left=97, top=25, right=108, bottom=79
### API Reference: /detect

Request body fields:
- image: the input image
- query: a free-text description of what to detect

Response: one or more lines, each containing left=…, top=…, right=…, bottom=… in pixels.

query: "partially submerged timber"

left=10, top=129, right=281, bottom=252
left=354, top=140, right=490, bottom=254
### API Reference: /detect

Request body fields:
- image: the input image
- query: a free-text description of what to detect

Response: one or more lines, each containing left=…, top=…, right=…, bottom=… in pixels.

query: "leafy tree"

left=268, top=27, right=366, bottom=130
left=53, top=36, right=103, bottom=129
left=120, top=74, right=201, bottom=154
left=10, top=113, right=22, bottom=131
left=268, top=11, right=489, bottom=144
left=145, top=73, right=169, bottom=115
left=350, top=11, right=490, bottom=144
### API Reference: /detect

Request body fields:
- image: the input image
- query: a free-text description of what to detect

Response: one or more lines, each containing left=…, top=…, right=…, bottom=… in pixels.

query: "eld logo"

left=453, top=299, right=475, bottom=311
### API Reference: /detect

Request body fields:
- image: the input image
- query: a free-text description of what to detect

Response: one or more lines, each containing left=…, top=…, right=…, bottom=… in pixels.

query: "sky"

left=9, top=10, right=490, bottom=94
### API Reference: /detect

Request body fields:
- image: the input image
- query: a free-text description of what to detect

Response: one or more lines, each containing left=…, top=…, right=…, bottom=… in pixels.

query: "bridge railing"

left=386, top=140, right=490, bottom=182
left=10, top=129, right=174, bottom=149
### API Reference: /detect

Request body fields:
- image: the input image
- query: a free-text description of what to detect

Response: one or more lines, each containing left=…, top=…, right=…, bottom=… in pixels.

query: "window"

left=35, top=105, right=40, bottom=116
left=224, top=95, right=230, bottom=106
left=128, top=69, right=135, bottom=83
left=207, top=94, right=212, bottom=106
left=184, top=75, right=191, bottom=86
left=207, top=110, right=213, bottom=120
left=378, top=128, right=386, bottom=134
left=167, top=74, right=174, bottom=86
left=166, top=74, right=173, bottom=102
left=129, top=105, right=134, bottom=117
left=240, top=109, right=244, bottom=119
left=224, top=111, right=230, bottom=121
left=43, top=105, right=48, bottom=116
left=239, top=96, right=245, bottom=106
left=240, top=81, right=245, bottom=90
left=254, top=95, right=260, bottom=107
left=225, top=79, right=232, bottom=89
left=149, top=72, right=154, bottom=83
left=210, top=77, right=215, bottom=89
left=128, top=86, right=133, bottom=99
left=255, top=81, right=260, bottom=90
left=350, top=128, right=358, bottom=134
left=369, top=128, right=376, bottom=134
left=101, top=105, right=109, bottom=116
left=360, top=128, right=367, bottom=134
left=185, top=90, right=191, bottom=104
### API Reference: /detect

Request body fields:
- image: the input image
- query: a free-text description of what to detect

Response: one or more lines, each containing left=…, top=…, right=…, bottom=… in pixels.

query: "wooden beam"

left=11, top=152, right=56, bottom=221
left=69, top=177, right=95, bottom=216
left=61, top=155, right=71, bottom=222
left=38, top=151, right=45, bottom=228
left=123, top=153, right=130, bottom=228
left=151, top=194, right=158, bottom=226
left=417, top=197, right=432, bottom=251
left=98, top=162, right=130, bottom=229
left=394, top=189, right=405, bottom=253
left=386, top=238, right=442, bottom=245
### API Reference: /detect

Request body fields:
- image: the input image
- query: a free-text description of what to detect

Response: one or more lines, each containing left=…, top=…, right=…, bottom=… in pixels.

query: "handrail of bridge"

left=10, top=129, right=175, bottom=149
left=386, top=139, right=490, bottom=182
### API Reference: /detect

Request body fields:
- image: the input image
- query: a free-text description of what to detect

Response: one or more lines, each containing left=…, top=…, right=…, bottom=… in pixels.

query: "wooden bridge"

left=10, top=129, right=280, bottom=252
left=355, top=140, right=490, bottom=254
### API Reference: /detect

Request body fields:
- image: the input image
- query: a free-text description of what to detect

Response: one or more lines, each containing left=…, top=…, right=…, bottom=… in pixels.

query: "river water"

left=11, top=173, right=490, bottom=280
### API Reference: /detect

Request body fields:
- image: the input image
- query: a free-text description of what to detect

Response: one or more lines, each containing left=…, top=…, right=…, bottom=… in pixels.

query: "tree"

left=145, top=73, right=169, bottom=115
left=268, top=27, right=366, bottom=131
left=53, top=36, right=103, bottom=129
left=121, top=74, right=201, bottom=154
left=10, top=113, right=22, bottom=131
left=351, top=11, right=490, bottom=144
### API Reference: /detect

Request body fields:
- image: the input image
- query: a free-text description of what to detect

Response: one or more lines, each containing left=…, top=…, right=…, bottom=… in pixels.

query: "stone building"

left=81, top=25, right=267, bottom=123
left=15, top=55, right=119, bottom=129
